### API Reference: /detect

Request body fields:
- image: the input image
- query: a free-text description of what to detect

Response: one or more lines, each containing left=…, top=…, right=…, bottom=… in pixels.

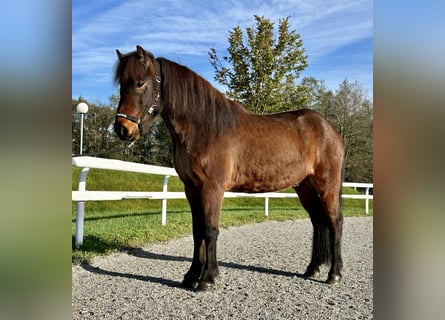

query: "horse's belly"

left=229, top=166, right=308, bottom=193
left=229, top=182, right=291, bottom=193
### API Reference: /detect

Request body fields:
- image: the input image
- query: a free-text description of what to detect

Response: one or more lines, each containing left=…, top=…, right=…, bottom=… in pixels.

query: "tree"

left=329, top=80, right=373, bottom=182
left=72, top=98, right=119, bottom=156
left=209, top=15, right=308, bottom=114
left=293, top=77, right=333, bottom=111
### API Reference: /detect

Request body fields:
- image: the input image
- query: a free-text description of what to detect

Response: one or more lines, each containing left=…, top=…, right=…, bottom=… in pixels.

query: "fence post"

left=161, top=175, right=170, bottom=225
left=75, top=167, right=90, bottom=247
left=264, top=197, right=269, bottom=216
left=365, top=187, right=370, bottom=215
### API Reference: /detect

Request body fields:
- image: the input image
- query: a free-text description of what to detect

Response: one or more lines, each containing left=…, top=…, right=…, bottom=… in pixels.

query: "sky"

left=72, top=0, right=373, bottom=104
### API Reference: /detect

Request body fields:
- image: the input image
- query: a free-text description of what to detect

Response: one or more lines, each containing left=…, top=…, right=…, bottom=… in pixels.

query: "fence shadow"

left=71, top=210, right=163, bottom=223
left=79, top=247, right=324, bottom=290
left=81, top=263, right=184, bottom=289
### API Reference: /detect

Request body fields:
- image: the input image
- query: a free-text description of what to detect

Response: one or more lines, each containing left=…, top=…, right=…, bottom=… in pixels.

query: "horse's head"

left=114, top=45, right=161, bottom=141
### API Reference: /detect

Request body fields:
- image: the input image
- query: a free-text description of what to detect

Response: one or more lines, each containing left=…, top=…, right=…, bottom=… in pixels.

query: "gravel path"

left=72, top=217, right=373, bottom=319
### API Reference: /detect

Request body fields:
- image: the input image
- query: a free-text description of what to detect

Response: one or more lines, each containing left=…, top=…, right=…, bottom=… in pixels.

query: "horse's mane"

left=158, top=58, right=248, bottom=139
left=114, top=50, right=155, bottom=84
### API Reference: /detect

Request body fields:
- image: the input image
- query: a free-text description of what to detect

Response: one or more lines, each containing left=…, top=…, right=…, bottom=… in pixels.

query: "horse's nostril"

left=115, top=122, right=129, bottom=139
left=120, top=126, right=128, bottom=137
left=115, top=121, right=138, bottom=141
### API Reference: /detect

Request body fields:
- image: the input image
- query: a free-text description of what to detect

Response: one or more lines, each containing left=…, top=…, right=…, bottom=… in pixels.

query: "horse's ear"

left=116, top=49, right=123, bottom=60
left=136, top=45, right=146, bottom=65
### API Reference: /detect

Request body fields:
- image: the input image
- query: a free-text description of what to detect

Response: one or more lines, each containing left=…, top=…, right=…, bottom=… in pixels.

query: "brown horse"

left=114, top=45, right=344, bottom=291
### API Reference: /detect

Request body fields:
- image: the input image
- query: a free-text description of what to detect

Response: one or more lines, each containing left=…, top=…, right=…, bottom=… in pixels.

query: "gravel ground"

left=72, top=217, right=373, bottom=319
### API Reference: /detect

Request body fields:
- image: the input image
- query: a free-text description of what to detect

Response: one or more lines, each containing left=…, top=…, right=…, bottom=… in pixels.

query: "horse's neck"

left=159, top=59, right=245, bottom=148
left=160, top=111, right=187, bottom=144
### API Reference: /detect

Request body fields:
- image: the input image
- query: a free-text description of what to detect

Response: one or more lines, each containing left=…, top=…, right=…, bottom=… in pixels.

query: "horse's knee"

left=205, top=225, right=219, bottom=239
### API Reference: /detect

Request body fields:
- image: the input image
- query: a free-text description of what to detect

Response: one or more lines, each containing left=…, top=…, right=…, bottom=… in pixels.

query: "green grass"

left=72, top=167, right=373, bottom=263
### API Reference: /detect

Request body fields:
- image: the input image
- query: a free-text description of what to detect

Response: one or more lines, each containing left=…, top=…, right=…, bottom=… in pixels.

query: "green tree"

left=72, top=98, right=119, bottom=156
left=209, top=15, right=308, bottom=113
left=293, top=77, right=333, bottom=111
left=329, top=80, right=373, bottom=182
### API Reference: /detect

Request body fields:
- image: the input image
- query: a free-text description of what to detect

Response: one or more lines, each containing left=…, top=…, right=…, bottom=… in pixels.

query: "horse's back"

left=272, top=108, right=343, bottom=159
left=267, top=109, right=339, bottom=136
left=245, top=108, right=342, bottom=156
left=224, top=108, right=343, bottom=193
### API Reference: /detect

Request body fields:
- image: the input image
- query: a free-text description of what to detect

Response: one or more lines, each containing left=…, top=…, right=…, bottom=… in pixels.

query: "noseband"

left=116, top=59, right=161, bottom=132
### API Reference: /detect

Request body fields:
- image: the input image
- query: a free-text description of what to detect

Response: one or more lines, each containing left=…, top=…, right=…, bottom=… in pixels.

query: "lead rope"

left=72, top=141, right=136, bottom=157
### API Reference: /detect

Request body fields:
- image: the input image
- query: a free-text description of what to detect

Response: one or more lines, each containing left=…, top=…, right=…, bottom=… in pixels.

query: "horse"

left=113, top=45, right=345, bottom=291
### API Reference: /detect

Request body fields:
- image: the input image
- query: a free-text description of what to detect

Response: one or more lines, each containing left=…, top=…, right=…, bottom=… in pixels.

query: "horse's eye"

left=136, top=81, right=145, bottom=88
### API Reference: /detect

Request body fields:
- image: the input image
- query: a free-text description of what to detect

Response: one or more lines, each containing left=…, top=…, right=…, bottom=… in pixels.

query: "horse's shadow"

left=81, top=248, right=324, bottom=290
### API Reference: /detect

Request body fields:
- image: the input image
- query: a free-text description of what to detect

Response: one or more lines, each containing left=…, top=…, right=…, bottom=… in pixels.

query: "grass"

left=72, top=167, right=373, bottom=263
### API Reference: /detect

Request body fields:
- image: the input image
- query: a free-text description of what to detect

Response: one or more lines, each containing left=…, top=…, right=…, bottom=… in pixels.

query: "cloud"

left=74, top=0, right=371, bottom=56
left=73, top=0, right=372, bottom=101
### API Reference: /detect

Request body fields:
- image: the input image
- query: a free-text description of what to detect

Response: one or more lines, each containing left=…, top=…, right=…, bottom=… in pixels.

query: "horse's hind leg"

left=294, top=179, right=330, bottom=279
left=313, top=174, right=343, bottom=284
left=318, top=181, right=343, bottom=285
left=294, top=176, right=343, bottom=284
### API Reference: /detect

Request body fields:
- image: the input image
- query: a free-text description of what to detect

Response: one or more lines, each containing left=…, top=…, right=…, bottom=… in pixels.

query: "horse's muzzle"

left=114, top=119, right=140, bottom=141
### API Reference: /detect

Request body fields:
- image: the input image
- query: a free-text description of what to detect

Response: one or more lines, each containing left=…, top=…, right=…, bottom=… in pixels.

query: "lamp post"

left=76, top=102, right=89, bottom=155
left=75, top=102, right=88, bottom=248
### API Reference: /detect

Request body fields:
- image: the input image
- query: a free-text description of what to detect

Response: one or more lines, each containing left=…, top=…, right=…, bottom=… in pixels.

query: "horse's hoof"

left=196, top=280, right=215, bottom=292
left=181, top=278, right=198, bottom=289
left=303, top=268, right=321, bottom=278
left=326, top=274, right=342, bottom=285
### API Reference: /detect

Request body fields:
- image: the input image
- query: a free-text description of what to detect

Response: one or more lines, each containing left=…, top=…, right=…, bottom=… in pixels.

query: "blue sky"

left=72, top=0, right=372, bottom=104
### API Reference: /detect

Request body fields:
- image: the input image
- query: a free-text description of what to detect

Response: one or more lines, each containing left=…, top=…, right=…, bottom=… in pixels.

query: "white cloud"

left=74, top=0, right=371, bottom=55
left=72, top=0, right=372, bottom=101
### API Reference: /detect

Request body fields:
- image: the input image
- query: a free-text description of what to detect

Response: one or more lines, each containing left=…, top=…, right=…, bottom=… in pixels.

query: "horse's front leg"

left=182, top=186, right=206, bottom=289
left=181, top=219, right=206, bottom=289
left=197, top=223, right=220, bottom=291
left=189, top=185, right=223, bottom=291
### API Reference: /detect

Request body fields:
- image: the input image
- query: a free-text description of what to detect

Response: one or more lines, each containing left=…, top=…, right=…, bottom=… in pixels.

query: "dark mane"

left=114, top=50, right=155, bottom=84
left=158, top=58, right=248, bottom=139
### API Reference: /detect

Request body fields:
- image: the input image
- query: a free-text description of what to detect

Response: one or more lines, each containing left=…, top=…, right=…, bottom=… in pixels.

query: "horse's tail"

left=313, top=221, right=332, bottom=265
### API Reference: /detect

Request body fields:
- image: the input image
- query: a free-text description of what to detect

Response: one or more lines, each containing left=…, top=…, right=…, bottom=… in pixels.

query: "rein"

left=115, top=59, right=162, bottom=133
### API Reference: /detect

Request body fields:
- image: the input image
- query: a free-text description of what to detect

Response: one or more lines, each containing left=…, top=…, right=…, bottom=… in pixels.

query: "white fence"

left=72, top=156, right=373, bottom=246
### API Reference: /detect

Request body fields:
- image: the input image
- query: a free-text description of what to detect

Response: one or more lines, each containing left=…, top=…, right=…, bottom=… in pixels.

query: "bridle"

left=116, top=59, right=162, bottom=132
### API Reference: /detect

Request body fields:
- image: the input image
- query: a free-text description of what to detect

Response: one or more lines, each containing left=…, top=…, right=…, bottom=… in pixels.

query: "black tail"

left=312, top=222, right=332, bottom=266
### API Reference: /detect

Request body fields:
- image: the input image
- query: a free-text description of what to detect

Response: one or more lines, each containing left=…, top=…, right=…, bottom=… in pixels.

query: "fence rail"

left=72, top=156, right=373, bottom=246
